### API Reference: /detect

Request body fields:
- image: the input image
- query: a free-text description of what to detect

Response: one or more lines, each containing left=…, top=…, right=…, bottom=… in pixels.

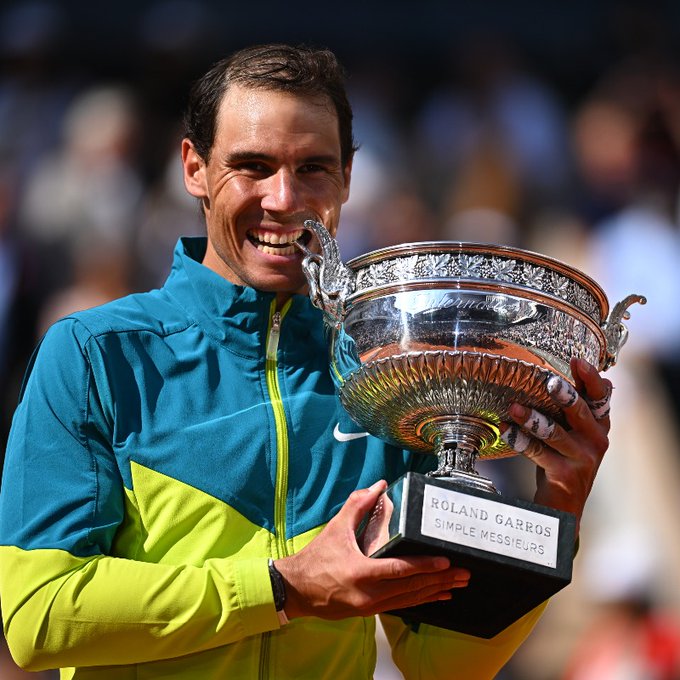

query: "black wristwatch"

left=268, top=559, right=289, bottom=625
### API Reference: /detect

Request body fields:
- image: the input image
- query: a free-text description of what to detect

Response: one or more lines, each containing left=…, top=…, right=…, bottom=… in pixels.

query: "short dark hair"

left=183, top=43, right=358, bottom=167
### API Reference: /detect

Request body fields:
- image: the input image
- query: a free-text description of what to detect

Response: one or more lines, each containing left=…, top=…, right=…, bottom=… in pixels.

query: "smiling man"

left=0, top=44, right=613, bottom=679
left=183, top=82, right=351, bottom=302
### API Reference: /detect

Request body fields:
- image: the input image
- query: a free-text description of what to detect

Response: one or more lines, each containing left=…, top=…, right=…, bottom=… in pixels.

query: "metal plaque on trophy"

left=296, top=220, right=644, bottom=638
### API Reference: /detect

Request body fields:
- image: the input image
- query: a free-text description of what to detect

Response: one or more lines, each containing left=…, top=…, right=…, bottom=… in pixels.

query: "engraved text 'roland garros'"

left=421, top=485, right=560, bottom=568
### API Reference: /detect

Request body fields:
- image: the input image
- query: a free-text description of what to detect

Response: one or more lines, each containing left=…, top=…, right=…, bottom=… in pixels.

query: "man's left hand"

left=500, top=357, right=611, bottom=532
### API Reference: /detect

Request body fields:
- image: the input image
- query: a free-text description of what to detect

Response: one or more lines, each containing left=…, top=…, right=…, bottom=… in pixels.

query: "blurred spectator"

left=562, top=530, right=680, bottom=680
left=574, top=58, right=680, bottom=422
left=337, top=59, right=414, bottom=259
left=358, top=185, right=440, bottom=252
left=134, top=142, right=205, bottom=288
left=336, top=143, right=395, bottom=259
left=441, top=136, right=522, bottom=246
left=36, top=235, right=133, bottom=337
left=413, top=34, right=571, bottom=232
left=18, top=84, right=144, bottom=291
left=507, top=218, right=680, bottom=680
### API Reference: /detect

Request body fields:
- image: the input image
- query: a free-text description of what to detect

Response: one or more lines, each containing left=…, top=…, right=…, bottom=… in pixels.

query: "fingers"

left=335, top=480, right=465, bottom=580
left=279, top=479, right=472, bottom=620
left=586, top=383, right=612, bottom=420
left=350, top=563, right=471, bottom=615
left=572, top=358, right=613, bottom=423
left=500, top=359, right=612, bottom=460
left=501, top=389, right=607, bottom=462
left=500, top=416, right=567, bottom=467
left=522, top=408, right=556, bottom=439
left=374, top=578, right=467, bottom=612
left=548, top=367, right=612, bottom=440
left=572, top=357, right=608, bottom=400
left=501, top=404, right=568, bottom=457
left=500, top=360, right=611, bottom=521
left=337, top=479, right=388, bottom=529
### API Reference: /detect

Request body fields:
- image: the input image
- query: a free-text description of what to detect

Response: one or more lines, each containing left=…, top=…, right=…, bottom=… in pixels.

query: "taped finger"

left=586, top=383, right=612, bottom=420
left=547, top=375, right=578, bottom=407
left=500, top=424, right=532, bottom=453
left=524, top=409, right=556, bottom=440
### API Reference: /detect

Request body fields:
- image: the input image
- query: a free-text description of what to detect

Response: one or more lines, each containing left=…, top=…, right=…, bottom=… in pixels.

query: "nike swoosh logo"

left=333, top=423, right=370, bottom=442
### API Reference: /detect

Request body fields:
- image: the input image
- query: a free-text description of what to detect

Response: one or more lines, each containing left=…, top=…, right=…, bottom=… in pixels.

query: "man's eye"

left=237, top=162, right=270, bottom=175
left=299, top=164, right=325, bottom=174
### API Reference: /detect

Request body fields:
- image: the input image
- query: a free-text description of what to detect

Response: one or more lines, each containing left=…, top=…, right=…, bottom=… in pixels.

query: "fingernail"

left=433, top=557, right=450, bottom=570
left=509, top=403, right=527, bottom=419
left=579, top=358, right=596, bottom=373
left=368, top=480, right=386, bottom=493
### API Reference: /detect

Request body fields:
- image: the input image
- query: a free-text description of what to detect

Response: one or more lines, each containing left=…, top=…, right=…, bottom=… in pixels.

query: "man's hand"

left=501, top=357, right=611, bottom=531
left=274, top=480, right=470, bottom=621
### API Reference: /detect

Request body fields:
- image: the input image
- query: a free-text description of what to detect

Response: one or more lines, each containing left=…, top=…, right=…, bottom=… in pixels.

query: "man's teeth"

left=249, top=229, right=304, bottom=255
left=257, top=243, right=298, bottom=255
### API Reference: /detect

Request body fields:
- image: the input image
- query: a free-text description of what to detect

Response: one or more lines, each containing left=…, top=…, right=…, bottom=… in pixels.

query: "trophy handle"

left=296, top=219, right=356, bottom=328
left=601, top=294, right=647, bottom=370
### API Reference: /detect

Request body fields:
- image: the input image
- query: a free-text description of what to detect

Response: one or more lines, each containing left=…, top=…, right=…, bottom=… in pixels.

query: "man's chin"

left=250, top=273, right=309, bottom=299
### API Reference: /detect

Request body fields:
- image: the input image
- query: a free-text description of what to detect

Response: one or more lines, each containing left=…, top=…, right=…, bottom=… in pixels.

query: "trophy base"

left=358, top=472, right=576, bottom=638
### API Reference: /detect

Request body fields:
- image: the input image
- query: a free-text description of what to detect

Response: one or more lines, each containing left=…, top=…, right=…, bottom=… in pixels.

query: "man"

left=0, top=44, right=611, bottom=679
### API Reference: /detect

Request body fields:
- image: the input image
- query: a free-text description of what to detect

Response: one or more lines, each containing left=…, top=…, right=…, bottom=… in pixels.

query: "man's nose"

left=261, top=169, right=303, bottom=213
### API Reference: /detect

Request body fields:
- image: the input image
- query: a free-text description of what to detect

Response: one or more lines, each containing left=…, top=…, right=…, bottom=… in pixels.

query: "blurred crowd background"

left=2, top=0, right=680, bottom=678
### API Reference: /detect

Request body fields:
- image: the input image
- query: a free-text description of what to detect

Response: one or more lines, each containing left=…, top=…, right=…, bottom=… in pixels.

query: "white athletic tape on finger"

left=547, top=375, right=578, bottom=407
left=525, top=410, right=556, bottom=440
left=586, top=384, right=612, bottom=420
left=500, top=424, right=531, bottom=453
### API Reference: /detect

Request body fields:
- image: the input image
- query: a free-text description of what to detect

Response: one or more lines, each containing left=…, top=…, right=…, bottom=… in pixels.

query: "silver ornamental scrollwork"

left=349, top=251, right=608, bottom=323
left=602, top=294, right=648, bottom=369
left=296, top=219, right=356, bottom=328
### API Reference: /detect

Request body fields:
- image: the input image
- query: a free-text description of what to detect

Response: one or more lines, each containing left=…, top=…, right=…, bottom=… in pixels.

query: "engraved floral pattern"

left=491, top=257, right=516, bottom=282
left=356, top=268, right=371, bottom=290
left=393, top=255, right=419, bottom=282
left=550, top=272, right=569, bottom=298
left=459, top=254, right=484, bottom=277
left=350, top=250, right=601, bottom=322
left=422, top=253, right=450, bottom=277
left=370, top=261, right=393, bottom=285
left=522, top=264, right=544, bottom=289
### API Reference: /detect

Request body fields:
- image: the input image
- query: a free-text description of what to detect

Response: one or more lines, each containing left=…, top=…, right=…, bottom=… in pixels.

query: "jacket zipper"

left=260, top=299, right=292, bottom=679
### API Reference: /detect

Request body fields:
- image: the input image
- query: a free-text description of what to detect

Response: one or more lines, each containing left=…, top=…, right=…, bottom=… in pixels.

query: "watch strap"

left=268, top=558, right=289, bottom=625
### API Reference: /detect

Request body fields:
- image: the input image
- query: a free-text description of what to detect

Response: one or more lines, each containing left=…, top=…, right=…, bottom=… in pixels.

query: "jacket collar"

left=163, top=237, right=324, bottom=357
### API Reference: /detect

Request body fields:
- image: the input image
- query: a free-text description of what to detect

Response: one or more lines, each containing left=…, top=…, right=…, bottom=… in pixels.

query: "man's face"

left=182, top=84, right=351, bottom=300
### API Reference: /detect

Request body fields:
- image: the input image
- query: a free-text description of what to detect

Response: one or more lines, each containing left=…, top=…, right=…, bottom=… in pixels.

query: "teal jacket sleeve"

left=0, top=319, right=279, bottom=671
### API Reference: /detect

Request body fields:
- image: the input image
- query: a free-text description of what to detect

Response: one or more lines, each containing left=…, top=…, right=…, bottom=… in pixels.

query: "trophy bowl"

left=298, top=219, right=645, bottom=493
left=296, top=220, right=645, bottom=636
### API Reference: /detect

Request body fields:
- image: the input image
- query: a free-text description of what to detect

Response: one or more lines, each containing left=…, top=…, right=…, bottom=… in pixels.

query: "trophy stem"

left=416, top=416, right=499, bottom=494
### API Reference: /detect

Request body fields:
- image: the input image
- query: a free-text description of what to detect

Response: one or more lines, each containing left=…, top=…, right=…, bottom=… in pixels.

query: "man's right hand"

left=274, top=480, right=471, bottom=620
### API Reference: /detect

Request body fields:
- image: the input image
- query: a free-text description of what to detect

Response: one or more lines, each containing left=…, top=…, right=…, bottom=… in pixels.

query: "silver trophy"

left=297, top=219, right=644, bottom=637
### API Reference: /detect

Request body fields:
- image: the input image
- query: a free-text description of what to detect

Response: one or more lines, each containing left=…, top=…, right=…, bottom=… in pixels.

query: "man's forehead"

left=211, top=85, right=343, bottom=163
left=218, top=84, right=337, bottom=121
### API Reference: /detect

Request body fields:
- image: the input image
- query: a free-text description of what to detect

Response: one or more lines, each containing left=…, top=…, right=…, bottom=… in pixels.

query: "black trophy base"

left=358, top=472, right=576, bottom=638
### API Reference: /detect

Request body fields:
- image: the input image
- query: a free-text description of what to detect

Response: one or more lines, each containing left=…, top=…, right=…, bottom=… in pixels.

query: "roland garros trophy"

left=296, top=220, right=645, bottom=638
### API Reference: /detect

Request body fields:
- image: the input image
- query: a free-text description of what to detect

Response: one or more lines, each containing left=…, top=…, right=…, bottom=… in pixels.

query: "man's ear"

left=182, top=138, right=208, bottom=199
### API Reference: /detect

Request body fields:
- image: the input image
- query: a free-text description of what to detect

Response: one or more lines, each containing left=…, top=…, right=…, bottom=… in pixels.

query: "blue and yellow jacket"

left=0, top=238, right=543, bottom=679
